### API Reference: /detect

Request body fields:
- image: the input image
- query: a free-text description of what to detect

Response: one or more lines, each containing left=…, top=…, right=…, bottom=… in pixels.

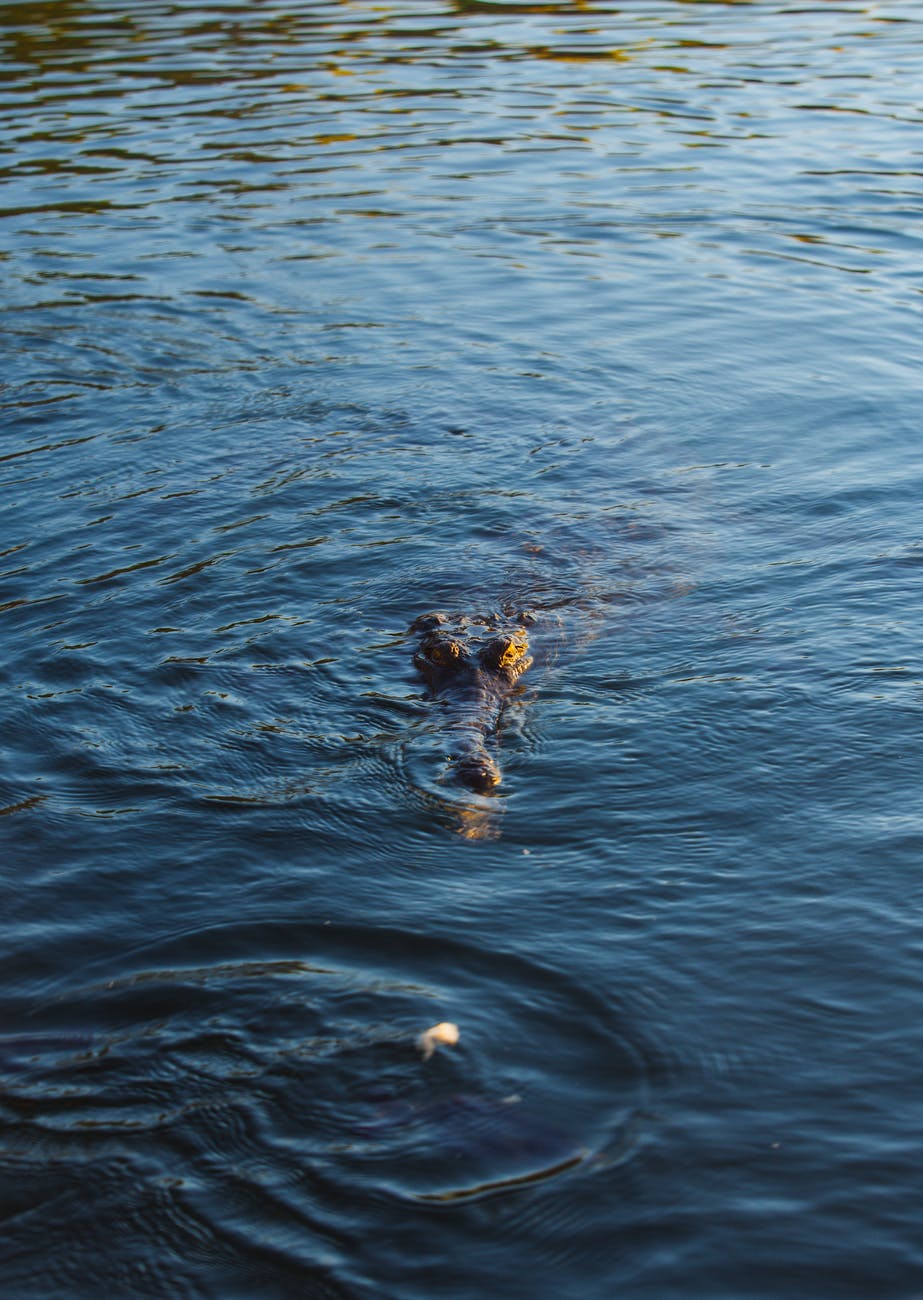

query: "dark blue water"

left=3, top=1, right=923, bottom=1295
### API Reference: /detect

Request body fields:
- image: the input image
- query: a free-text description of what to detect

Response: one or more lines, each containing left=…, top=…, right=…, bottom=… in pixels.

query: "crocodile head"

left=410, top=612, right=533, bottom=794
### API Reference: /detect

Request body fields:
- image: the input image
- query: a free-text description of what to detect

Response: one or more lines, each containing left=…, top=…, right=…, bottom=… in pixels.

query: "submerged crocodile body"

left=411, top=611, right=533, bottom=794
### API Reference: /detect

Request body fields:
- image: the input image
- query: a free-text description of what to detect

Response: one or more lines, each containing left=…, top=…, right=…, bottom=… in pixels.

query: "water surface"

left=3, top=2, right=923, bottom=1295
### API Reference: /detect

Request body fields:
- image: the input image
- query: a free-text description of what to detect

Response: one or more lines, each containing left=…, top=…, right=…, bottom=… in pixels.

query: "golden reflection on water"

left=0, top=0, right=744, bottom=87
left=453, top=795, right=504, bottom=840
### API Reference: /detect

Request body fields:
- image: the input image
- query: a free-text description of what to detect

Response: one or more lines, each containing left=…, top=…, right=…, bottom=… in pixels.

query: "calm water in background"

left=2, top=1, right=923, bottom=1295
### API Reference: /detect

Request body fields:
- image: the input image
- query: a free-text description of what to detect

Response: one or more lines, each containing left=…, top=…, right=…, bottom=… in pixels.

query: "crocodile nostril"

left=455, top=752, right=502, bottom=792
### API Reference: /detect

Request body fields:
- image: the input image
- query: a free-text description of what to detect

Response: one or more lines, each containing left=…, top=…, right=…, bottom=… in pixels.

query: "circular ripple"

left=28, top=920, right=648, bottom=1217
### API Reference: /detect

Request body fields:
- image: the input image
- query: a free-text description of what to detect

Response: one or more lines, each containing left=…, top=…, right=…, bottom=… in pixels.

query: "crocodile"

left=410, top=610, right=533, bottom=794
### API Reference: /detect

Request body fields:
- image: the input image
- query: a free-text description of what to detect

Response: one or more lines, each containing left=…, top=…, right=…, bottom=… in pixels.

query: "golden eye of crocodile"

left=481, top=634, right=528, bottom=670
left=427, top=638, right=464, bottom=667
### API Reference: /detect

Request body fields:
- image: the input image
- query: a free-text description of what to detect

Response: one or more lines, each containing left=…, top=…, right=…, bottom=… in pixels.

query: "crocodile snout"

left=455, top=749, right=502, bottom=793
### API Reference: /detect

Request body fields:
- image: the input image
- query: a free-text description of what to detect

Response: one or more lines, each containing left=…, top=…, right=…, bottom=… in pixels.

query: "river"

left=2, top=2, right=923, bottom=1296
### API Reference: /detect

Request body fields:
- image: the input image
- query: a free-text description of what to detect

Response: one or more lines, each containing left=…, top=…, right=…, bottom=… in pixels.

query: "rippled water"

left=3, top=1, right=923, bottom=1295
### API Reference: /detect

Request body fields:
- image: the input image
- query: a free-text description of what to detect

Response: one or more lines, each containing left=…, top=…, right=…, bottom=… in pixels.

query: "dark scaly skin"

left=411, top=612, right=532, bottom=793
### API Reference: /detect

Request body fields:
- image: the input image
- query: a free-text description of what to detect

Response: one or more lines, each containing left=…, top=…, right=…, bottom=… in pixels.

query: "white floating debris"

left=416, top=1021, right=460, bottom=1061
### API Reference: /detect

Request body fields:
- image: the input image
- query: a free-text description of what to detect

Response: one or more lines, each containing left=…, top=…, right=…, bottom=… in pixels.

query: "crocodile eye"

left=426, top=637, right=464, bottom=667
left=481, top=635, right=528, bottom=670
